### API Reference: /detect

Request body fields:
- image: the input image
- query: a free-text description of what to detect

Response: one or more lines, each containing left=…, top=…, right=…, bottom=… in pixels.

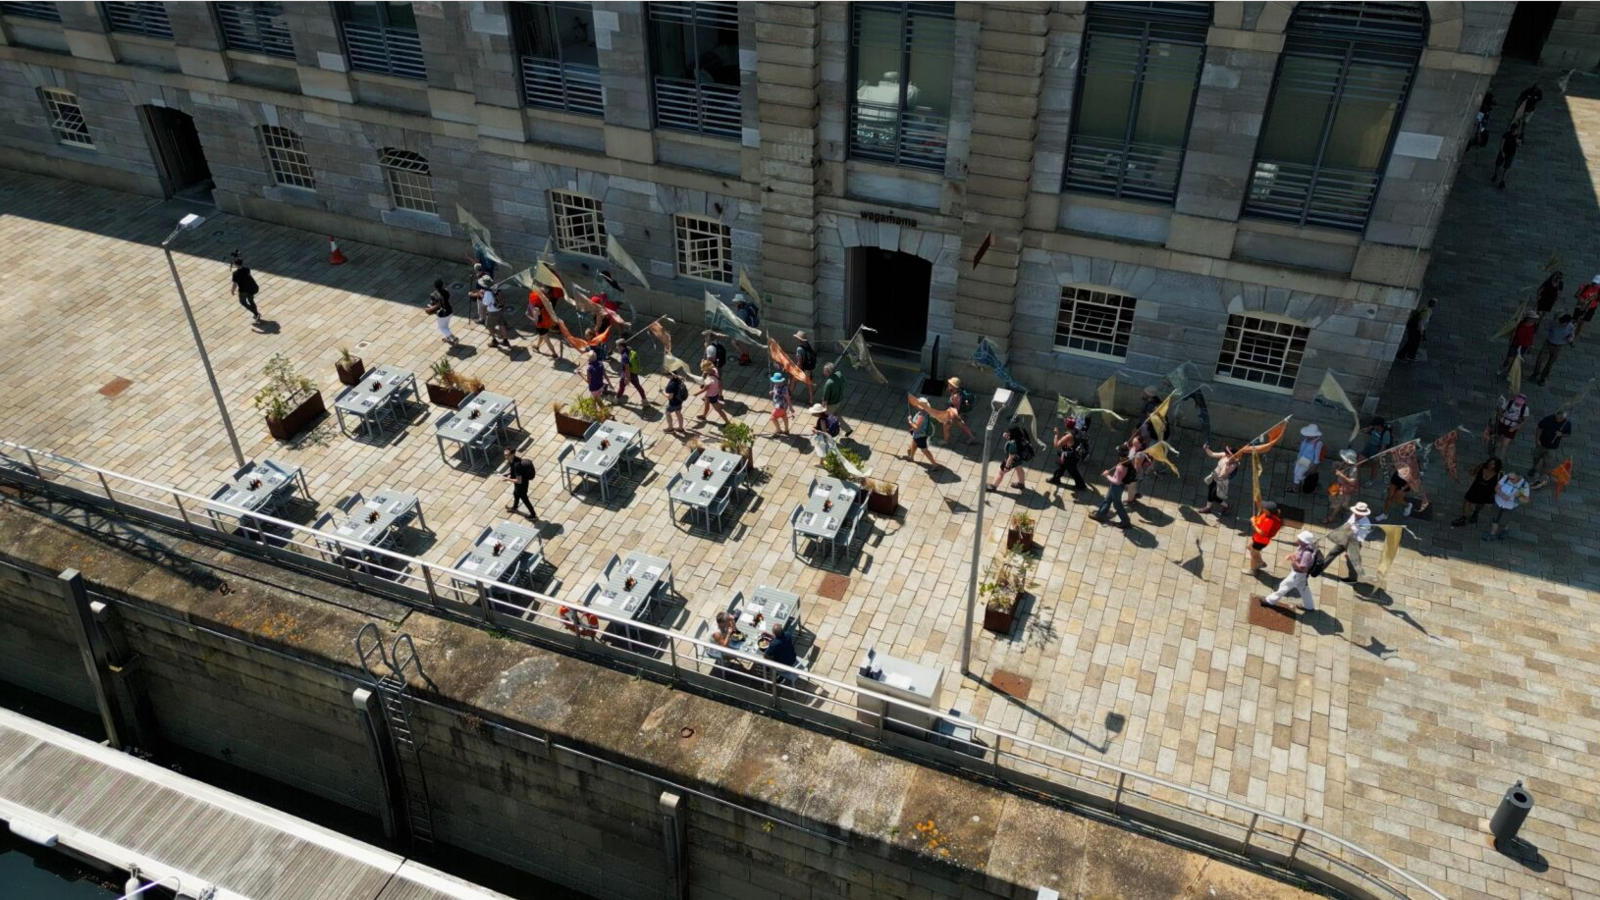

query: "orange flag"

left=646, top=319, right=673, bottom=355
left=556, top=318, right=608, bottom=352
left=768, top=337, right=812, bottom=385
left=1232, top=419, right=1289, bottom=458
left=1549, top=458, right=1574, bottom=499
left=908, top=393, right=956, bottom=425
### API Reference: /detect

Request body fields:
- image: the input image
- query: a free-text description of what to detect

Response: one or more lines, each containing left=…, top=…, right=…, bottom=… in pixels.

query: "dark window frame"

left=0, top=3, right=61, bottom=22
left=102, top=1, right=173, bottom=39
left=1243, top=2, right=1428, bottom=232
left=646, top=1, right=743, bottom=139
left=336, top=1, right=427, bottom=81
left=215, top=2, right=295, bottom=59
left=1062, top=1, right=1210, bottom=203
left=846, top=1, right=956, bottom=172
left=511, top=2, right=603, bottom=117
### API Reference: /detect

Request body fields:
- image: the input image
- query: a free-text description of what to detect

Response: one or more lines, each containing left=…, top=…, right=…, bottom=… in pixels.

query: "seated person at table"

left=763, top=621, right=799, bottom=667
left=711, top=612, right=737, bottom=652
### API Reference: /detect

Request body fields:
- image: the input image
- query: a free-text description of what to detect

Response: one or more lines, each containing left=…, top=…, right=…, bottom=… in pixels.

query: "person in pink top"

left=694, top=358, right=732, bottom=426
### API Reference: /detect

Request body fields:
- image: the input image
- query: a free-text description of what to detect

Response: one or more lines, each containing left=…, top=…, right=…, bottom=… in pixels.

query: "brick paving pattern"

left=1, top=59, right=1597, bottom=899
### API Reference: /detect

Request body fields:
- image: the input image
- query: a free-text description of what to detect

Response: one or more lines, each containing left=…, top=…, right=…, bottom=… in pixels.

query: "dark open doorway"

left=138, top=106, right=213, bottom=200
left=1502, top=2, right=1559, bottom=62
left=846, top=247, right=931, bottom=355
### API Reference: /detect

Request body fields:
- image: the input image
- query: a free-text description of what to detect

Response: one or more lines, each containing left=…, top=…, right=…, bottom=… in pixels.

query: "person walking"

left=904, top=401, right=939, bottom=468
left=529, top=288, right=563, bottom=360
left=502, top=447, right=538, bottom=520
left=612, top=337, right=649, bottom=406
left=1292, top=424, right=1325, bottom=495
left=583, top=349, right=610, bottom=401
left=988, top=424, right=1031, bottom=493
left=1535, top=271, right=1565, bottom=317
left=1324, top=449, right=1361, bottom=524
left=809, top=403, right=842, bottom=441
left=793, top=330, right=817, bottom=403
left=1093, top=453, right=1135, bottom=529
left=694, top=358, right=732, bottom=426
left=476, top=277, right=511, bottom=349
left=1527, top=410, right=1571, bottom=488
left=1485, top=470, right=1530, bottom=541
left=818, top=363, right=855, bottom=438
left=1574, top=275, right=1600, bottom=341
left=1048, top=423, right=1089, bottom=491
left=423, top=278, right=456, bottom=344
left=229, top=252, right=262, bottom=323
left=768, top=372, right=793, bottom=435
left=1379, top=454, right=1420, bottom=521
left=1395, top=298, right=1436, bottom=362
left=1124, top=433, right=1152, bottom=505
left=1197, top=443, right=1239, bottom=516
left=1498, top=314, right=1539, bottom=376
left=1488, top=394, right=1531, bottom=460
left=1492, top=125, right=1522, bottom=189
left=1357, top=418, right=1393, bottom=483
left=1319, top=502, right=1371, bottom=584
left=1262, top=531, right=1320, bottom=612
left=1510, top=82, right=1543, bottom=128
left=733, top=294, right=759, bottom=365
left=1247, top=501, right=1284, bottom=573
left=942, top=377, right=977, bottom=444
left=662, top=371, right=689, bottom=435
left=1452, top=457, right=1503, bottom=527
left=1531, top=314, right=1576, bottom=385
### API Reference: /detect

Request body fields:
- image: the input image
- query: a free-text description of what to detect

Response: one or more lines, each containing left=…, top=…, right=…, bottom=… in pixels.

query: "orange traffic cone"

left=328, top=236, right=347, bottom=265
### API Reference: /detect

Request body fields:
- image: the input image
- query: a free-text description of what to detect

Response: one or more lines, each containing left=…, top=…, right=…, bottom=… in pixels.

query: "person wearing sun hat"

left=1320, top=501, right=1372, bottom=584
left=1292, top=423, right=1325, bottom=494
left=768, top=370, right=792, bottom=434
left=1324, top=448, right=1362, bottom=524
left=1263, top=530, right=1320, bottom=611
left=941, top=376, right=977, bottom=444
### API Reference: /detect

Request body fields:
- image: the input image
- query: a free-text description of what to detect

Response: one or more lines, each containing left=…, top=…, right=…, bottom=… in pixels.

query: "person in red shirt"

left=1247, top=501, right=1284, bottom=573
left=1575, top=274, right=1600, bottom=341
left=528, top=288, right=565, bottom=360
left=1497, top=314, right=1538, bottom=376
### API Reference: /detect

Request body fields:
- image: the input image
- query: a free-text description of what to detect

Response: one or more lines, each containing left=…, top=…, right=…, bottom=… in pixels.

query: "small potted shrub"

left=864, top=477, right=899, bottom=515
left=553, top=394, right=611, bottom=438
left=981, top=547, right=1035, bottom=636
left=1006, top=511, right=1036, bottom=553
left=821, top=446, right=865, bottom=483
left=720, top=421, right=755, bottom=470
left=425, top=358, right=482, bottom=408
left=253, top=353, right=324, bottom=441
left=335, top=346, right=365, bottom=386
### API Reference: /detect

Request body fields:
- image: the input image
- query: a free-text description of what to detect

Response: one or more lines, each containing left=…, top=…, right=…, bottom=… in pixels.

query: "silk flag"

left=1146, top=393, right=1173, bottom=442
left=738, top=266, right=763, bottom=309
left=1491, top=301, right=1529, bottom=340
left=1549, top=458, right=1573, bottom=499
left=1056, top=394, right=1119, bottom=425
left=604, top=234, right=652, bottom=290
left=1432, top=429, right=1461, bottom=482
left=556, top=319, right=609, bottom=352
left=646, top=318, right=673, bottom=355
left=908, top=393, right=956, bottom=425
left=1145, top=441, right=1180, bottom=476
left=706, top=291, right=762, bottom=342
left=455, top=204, right=507, bottom=267
left=1314, top=370, right=1362, bottom=443
left=1558, top=377, right=1596, bottom=416
left=1251, top=451, right=1264, bottom=511
left=1375, top=524, right=1405, bottom=582
left=1232, top=419, right=1289, bottom=458
left=1097, top=375, right=1125, bottom=420
left=579, top=287, right=628, bottom=327
left=1015, top=392, right=1039, bottom=446
left=663, top=352, right=701, bottom=384
left=839, top=329, right=889, bottom=385
left=511, top=266, right=538, bottom=291
left=769, top=337, right=812, bottom=386
left=973, top=337, right=1026, bottom=392
left=1508, top=353, right=1523, bottom=395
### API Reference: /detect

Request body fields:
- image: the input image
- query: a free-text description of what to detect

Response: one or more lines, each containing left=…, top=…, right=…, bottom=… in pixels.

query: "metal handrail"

left=0, top=438, right=1445, bottom=900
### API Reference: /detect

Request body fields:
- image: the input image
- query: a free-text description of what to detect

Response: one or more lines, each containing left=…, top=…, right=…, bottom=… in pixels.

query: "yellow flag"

left=1508, top=353, right=1523, bottom=395
left=1251, top=451, right=1263, bottom=511
left=1491, top=301, right=1528, bottom=340
left=1144, top=441, right=1180, bottom=476
left=1096, top=374, right=1122, bottom=420
left=1375, top=524, right=1405, bottom=581
left=738, top=266, right=762, bottom=307
left=1147, top=393, right=1173, bottom=441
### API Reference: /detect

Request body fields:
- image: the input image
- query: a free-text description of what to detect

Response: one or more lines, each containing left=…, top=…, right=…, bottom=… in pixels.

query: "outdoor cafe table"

left=334, top=365, right=419, bottom=437
left=206, top=457, right=307, bottom=528
left=325, top=488, right=423, bottom=557
left=667, top=448, right=742, bottom=529
left=791, top=477, right=860, bottom=559
left=452, top=521, right=542, bottom=600
left=583, top=551, right=672, bottom=643
left=728, top=587, right=801, bottom=654
left=560, top=421, right=643, bottom=502
left=435, top=391, right=520, bottom=467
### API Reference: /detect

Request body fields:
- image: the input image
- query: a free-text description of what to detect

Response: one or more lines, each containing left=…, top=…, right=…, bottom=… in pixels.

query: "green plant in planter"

left=252, top=353, right=314, bottom=421
left=568, top=395, right=612, bottom=423
left=720, top=421, right=755, bottom=455
left=821, top=446, right=865, bottom=482
left=339, top=345, right=355, bottom=364
left=428, top=357, right=455, bottom=386
left=981, top=547, right=1037, bottom=613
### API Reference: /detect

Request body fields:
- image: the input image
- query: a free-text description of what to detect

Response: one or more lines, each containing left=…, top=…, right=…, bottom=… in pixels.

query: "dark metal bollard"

left=1490, top=780, right=1533, bottom=843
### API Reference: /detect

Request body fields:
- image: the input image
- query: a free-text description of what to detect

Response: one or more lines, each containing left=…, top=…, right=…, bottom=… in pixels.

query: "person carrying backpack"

left=1048, top=423, right=1089, bottom=491
left=808, top=403, right=841, bottom=439
left=734, top=294, right=760, bottom=365
left=819, top=363, right=855, bottom=437
left=1262, top=531, right=1320, bottom=612
left=662, top=372, right=689, bottom=435
left=989, top=425, right=1032, bottom=493
left=942, top=377, right=977, bottom=443
left=612, top=336, right=648, bottom=405
left=703, top=334, right=728, bottom=371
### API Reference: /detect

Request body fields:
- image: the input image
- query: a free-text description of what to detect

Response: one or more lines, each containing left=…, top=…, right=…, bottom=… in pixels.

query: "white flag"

left=606, top=234, right=652, bottom=290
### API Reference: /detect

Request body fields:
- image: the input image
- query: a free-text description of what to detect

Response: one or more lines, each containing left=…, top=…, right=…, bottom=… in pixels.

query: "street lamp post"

left=162, top=213, right=245, bottom=468
left=962, top=387, right=1012, bottom=675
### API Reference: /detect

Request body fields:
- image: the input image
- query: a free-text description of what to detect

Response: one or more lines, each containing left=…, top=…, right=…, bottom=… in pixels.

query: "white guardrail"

left=0, top=439, right=1445, bottom=900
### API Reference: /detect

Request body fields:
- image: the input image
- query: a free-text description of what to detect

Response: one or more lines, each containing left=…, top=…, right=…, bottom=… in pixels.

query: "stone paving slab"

left=0, top=57, right=1597, bottom=900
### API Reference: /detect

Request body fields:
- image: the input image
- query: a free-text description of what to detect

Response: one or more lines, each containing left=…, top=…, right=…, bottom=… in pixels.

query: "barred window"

left=1246, top=2, right=1427, bottom=231
left=40, top=88, right=93, bottom=147
left=260, top=125, right=315, bottom=190
left=1055, top=287, right=1136, bottom=358
left=336, top=2, right=426, bottom=80
left=217, top=2, right=295, bottom=59
left=550, top=190, right=606, bottom=257
left=849, top=2, right=956, bottom=171
left=674, top=215, right=732, bottom=283
left=1065, top=2, right=1210, bottom=202
left=380, top=148, right=435, bottom=214
left=512, top=2, right=603, bottom=116
left=0, top=3, right=61, bottom=21
left=648, top=2, right=741, bottom=138
left=1215, top=313, right=1310, bottom=391
left=103, top=1, right=172, bottom=38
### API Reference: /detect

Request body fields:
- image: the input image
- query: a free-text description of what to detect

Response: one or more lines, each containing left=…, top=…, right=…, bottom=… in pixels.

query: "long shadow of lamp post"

left=161, top=213, right=245, bottom=468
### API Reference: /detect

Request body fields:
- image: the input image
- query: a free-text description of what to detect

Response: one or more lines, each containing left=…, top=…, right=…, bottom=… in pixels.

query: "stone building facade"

left=0, top=1, right=1512, bottom=431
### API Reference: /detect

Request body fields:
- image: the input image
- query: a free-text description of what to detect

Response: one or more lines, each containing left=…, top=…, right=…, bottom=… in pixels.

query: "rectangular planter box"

left=982, top=598, right=1019, bottom=636
left=265, top=390, right=324, bottom=441
left=335, top=358, right=365, bottom=386
left=554, top=410, right=595, bottom=438
left=867, top=485, right=898, bottom=515
left=427, top=382, right=470, bottom=408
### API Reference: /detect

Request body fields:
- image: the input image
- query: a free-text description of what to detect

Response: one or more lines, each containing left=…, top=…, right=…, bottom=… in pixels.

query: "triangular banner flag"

left=605, top=234, right=652, bottom=290
left=1314, top=370, right=1362, bottom=444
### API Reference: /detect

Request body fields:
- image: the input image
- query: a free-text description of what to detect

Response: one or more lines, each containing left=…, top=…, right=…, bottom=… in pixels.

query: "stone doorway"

left=846, top=247, right=931, bottom=355
left=138, top=106, right=213, bottom=201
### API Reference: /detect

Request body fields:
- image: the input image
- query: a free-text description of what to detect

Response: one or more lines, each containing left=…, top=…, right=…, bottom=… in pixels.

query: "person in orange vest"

left=528, top=288, right=564, bottom=360
left=1247, top=501, right=1284, bottom=573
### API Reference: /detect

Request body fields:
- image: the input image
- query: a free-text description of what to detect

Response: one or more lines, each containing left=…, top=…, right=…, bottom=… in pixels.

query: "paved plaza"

left=2, top=59, right=1598, bottom=900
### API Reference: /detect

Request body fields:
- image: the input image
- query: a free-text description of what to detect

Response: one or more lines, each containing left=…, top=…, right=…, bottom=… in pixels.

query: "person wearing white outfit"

left=1292, top=424, right=1325, bottom=494
left=1263, top=531, right=1319, bottom=611
left=1320, top=502, right=1371, bottom=583
left=424, top=279, right=456, bottom=344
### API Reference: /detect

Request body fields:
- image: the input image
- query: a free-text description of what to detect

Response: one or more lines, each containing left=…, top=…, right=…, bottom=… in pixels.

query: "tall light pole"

left=162, top=213, right=245, bottom=468
left=962, top=387, right=1012, bottom=675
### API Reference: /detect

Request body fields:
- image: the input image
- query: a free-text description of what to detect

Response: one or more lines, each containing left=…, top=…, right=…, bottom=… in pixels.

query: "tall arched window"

left=1064, top=1, right=1210, bottom=203
left=1245, top=2, right=1427, bottom=231
left=380, top=148, right=434, bottom=214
